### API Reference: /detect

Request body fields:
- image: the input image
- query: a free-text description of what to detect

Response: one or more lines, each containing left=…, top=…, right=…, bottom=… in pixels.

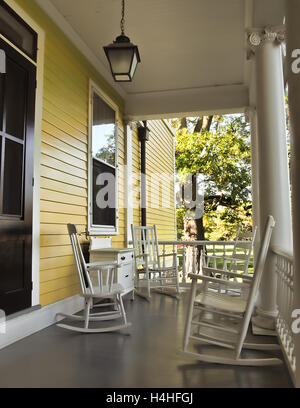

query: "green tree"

left=173, top=114, right=252, bottom=243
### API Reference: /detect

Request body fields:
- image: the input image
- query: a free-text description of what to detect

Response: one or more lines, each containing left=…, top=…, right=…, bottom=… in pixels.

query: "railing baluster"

left=273, top=247, right=295, bottom=385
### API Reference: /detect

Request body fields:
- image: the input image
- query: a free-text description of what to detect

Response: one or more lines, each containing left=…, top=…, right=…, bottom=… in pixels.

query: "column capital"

left=247, top=25, right=285, bottom=58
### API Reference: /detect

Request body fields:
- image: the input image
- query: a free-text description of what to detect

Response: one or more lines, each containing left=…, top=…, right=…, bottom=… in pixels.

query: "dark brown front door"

left=0, top=38, right=36, bottom=316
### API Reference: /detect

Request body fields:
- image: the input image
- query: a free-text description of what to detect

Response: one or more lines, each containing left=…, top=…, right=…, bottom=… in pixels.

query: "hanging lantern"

left=103, top=0, right=141, bottom=82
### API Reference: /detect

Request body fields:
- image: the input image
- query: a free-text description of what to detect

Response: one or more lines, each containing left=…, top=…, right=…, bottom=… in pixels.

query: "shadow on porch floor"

left=0, top=291, right=293, bottom=388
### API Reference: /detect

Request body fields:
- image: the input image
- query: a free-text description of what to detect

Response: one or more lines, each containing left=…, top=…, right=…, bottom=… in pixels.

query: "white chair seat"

left=195, top=292, right=247, bottom=314
left=92, top=283, right=124, bottom=297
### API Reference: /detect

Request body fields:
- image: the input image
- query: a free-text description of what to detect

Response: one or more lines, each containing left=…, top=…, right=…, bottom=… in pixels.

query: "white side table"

left=89, top=248, right=135, bottom=297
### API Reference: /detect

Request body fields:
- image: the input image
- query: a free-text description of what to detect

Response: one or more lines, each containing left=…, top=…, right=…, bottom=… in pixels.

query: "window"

left=89, top=85, right=118, bottom=234
left=0, top=1, right=37, bottom=61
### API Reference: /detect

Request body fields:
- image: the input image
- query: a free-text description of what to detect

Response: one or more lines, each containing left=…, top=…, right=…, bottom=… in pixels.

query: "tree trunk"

left=184, top=115, right=213, bottom=274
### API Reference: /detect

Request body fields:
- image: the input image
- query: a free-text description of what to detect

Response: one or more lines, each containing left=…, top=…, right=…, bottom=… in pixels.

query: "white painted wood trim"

left=88, top=79, right=119, bottom=236
left=5, top=0, right=45, bottom=307
left=125, top=84, right=248, bottom=121
left=125, top=124, right=133, bottom=245
left=0, top=295, right=84, bottom=351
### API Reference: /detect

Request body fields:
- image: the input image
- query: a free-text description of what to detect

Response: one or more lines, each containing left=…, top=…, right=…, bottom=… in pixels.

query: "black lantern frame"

left=103, top=0, right=141, bottom=82
left=103, top=34, right=141, bottom=82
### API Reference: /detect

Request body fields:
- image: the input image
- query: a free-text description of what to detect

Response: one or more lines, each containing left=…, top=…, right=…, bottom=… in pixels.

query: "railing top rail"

left=271, top=246, right=294, bottom=264
left=158, top=240, right=242, bottom=246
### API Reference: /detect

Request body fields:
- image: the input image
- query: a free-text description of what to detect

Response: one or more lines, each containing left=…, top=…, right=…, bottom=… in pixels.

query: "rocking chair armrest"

left=202, top=266, right=253, bottom=282
left=188, top=272, right=250, bottom=288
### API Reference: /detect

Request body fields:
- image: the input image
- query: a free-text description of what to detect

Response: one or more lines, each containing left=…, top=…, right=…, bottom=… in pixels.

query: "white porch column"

left=286, top=0, right=300, bottom=387
left=248, top=27, right=293, bottom=331
left=245, top=107, right=260, bottom=264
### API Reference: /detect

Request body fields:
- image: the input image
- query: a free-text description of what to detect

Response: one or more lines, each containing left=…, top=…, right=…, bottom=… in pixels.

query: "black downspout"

left=138, top=121, right=150, bottom=226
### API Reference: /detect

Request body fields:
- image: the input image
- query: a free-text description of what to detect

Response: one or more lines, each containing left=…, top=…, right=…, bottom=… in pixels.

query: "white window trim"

left=88, top=80, right=119, bottom=236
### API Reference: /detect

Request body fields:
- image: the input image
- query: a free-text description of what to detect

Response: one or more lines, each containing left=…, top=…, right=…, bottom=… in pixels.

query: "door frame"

left=2, top=0, right=45, bottom=308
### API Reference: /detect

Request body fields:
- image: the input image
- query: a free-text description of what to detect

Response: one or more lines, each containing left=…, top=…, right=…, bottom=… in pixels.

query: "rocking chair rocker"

left=56, top=224, right=131, bottom=333
left=180, top=215, right=283, bottom=366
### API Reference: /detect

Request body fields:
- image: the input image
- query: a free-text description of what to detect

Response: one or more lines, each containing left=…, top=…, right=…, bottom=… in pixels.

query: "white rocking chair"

left=205, top=226, right=257, bottom=274
left=203, top=226, right=257, bottom=296
left=131, top=225, right=180, bottom=300
left=56, top=224, right=131, bottom=333
left=180, top=215, right=283, bottom=366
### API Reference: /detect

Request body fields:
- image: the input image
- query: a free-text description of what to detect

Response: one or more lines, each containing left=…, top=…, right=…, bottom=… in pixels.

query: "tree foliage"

left=173, top=114, right=252, bottom=240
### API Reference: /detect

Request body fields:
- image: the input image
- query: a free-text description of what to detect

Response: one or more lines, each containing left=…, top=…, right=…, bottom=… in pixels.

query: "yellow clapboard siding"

left=40, top=189, right=87, bottom=206
left=40, top=285, right=80, bottom=306
left=40, top=178, right=86, bottom=198
left=43, top=93, right=87, bottom=129
left=40, top=212, right=86, bottom=225
left=41, top=154, right=87, bottom=180
left=43, top=78, right=87, bottom=122
left=40, top=234, right=71, bottom=247
left=44, top=41, right=89, bottom=80
left=44, top=60, right=87, bottom=100
left=42, top=131, right=87, bottom=161
left=40, top=275, right=79, bottom=295
left=146, top=120, right=176, bottom=241
left=40, top=200, right=86, bottom=216
left=41, top=166, right=87, bottom=188
left=44, top=53, right=87, bottom=92
left=41, top=143, right=87, bottom=170
left=40, top=264, right=76, bottom=282
left=40, top=255, right=75, bottom=271
left=44, top=71, right=88, bottom=108
left=42, top=121, right=87, bottom=153
left=43, top=109, right=87, bottom=145
left=40, top=223, right=86, bottom=236
left=42, top=84, right=87, bottom=127
left=40, top=245, right=73, bottom=259
left=43, top=97, right=87, bottom=135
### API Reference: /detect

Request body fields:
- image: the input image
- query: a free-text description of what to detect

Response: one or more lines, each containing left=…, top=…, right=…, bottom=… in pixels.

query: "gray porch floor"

left=0, top=291, right=293, bottom=388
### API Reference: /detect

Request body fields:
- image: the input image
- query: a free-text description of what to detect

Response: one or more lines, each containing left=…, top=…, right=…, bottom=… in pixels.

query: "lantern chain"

left=120, top=0, right=125, bottom=35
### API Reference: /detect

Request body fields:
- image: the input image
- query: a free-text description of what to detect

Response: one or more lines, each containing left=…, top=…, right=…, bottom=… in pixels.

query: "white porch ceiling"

left=38, top=0, right=285, bottom=119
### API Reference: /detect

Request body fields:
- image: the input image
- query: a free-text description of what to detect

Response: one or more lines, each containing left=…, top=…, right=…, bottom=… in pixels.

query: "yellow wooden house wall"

left=11, top=0, right=176, bottom=306
left=130, top=121, right=176, bottom=242
left=146, top=121, right=176, bottom=241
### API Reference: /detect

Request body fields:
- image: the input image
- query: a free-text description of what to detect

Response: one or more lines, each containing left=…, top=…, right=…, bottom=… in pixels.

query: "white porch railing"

left=158, top=240, right=250, bottom=283
left=272, top=246, right=296, bottom=384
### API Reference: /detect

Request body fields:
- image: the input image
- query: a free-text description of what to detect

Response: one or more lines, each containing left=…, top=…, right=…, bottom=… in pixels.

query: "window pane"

left=0, top=2, right=37, bottom=61
left=92, top=93, right=116, bottom=167
left=93, top=159, right=116, bottom=227
left=4, top=57, right=26, bottom=140
left=3, top=139, right=23, bottom=216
